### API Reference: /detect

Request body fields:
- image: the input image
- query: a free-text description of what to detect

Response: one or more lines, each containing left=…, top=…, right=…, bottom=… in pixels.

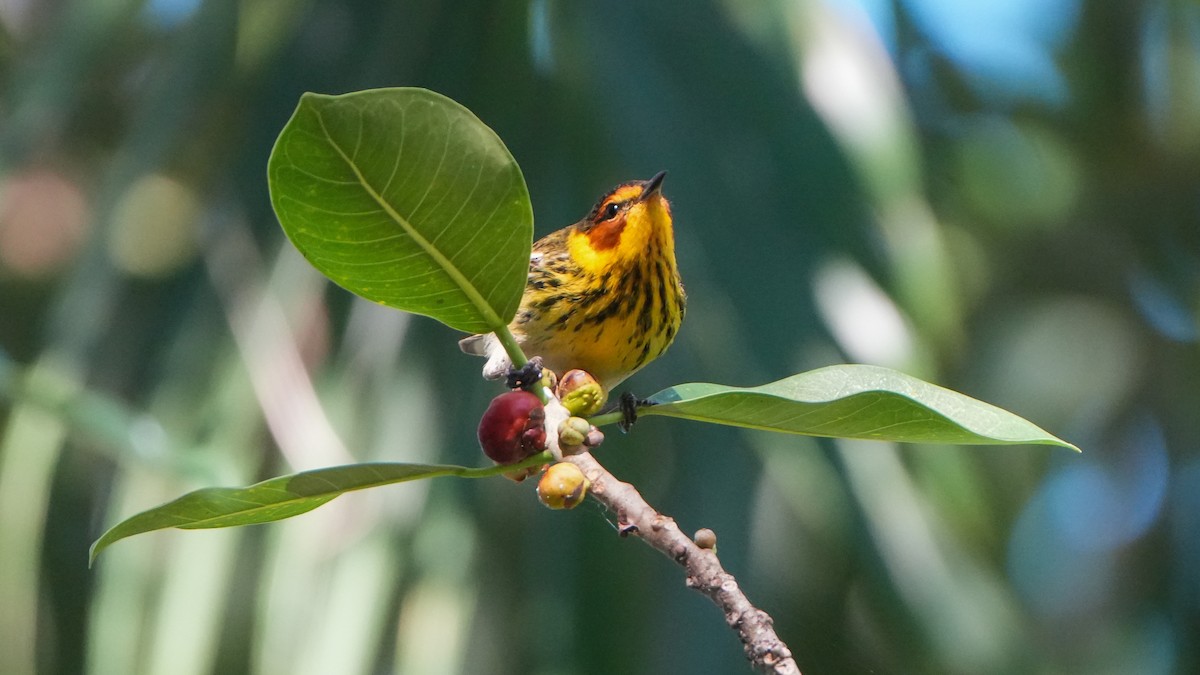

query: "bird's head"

left=568, top=171, right=675, bottom=274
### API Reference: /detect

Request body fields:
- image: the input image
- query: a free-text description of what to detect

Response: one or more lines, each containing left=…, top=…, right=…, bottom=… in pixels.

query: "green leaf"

left=268, top=88, right=533, bottom=334
left=89, top=457, right=547, bottom=566
left=642, top=364, right=1078, bottom=450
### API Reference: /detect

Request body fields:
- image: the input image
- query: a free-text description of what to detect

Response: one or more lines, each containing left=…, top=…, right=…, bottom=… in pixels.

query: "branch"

left=491, top=331, right=797, bottom=670
left=564, top=451, right=801, bottom=675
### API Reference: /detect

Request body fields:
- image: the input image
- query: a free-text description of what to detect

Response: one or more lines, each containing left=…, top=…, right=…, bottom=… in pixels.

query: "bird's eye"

left=601, top=202, right=621, bottom=221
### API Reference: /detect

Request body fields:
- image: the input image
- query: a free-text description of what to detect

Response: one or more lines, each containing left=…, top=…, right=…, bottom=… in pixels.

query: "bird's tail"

left=459, top=333, right=510, bottom=380
left=458, top=333, right=490, bottom=356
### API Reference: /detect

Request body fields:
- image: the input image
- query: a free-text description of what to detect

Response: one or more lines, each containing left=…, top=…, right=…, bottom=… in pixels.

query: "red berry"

left=477, top=391, right=546, bottom=464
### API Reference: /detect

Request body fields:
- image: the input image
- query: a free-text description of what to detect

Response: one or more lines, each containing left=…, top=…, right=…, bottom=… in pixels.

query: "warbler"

left=460, top=171, right=685, bottom=393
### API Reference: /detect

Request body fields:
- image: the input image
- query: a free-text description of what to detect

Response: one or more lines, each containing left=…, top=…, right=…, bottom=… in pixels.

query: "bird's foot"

left=617, top=391, right=656, bottom=433
left=505, top=357, right=544, bottom=391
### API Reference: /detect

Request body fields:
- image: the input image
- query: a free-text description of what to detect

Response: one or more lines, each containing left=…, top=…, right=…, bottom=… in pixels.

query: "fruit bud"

left=538, top=367, right=558, bottom=393
left=557, top=416, right=591, bottom=453
left=693, top=528, right=717, bottom=551
left=584, top=428, right=605, bottom=448
left=556, top=369, right=607, bottom=417
left=537, top=462, right=590, bottom=509
left=478, top=391, right=546, bottom=464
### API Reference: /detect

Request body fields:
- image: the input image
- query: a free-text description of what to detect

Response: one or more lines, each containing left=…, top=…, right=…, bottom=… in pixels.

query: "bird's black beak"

left=641, top=171, right=667, bottom=200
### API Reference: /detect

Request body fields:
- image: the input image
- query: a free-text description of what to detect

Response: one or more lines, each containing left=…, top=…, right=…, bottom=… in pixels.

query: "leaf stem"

left=587, top=410, right=623, bottom=428
left=489, top=324, right=567, bottom=409
left=492, top=325, right=528, bottom=370
left=587, top=400, right=658, bottom=429
left=461, top=450, right=552, bottom=478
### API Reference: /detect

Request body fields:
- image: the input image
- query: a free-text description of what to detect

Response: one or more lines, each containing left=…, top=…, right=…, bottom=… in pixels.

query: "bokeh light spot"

left=1009, top=417, right=1169, bottom=618
left=528, top=0, right=555, bottom=76
left=0, top=169, right=90, bottom=279
left=1128, top=268, right=1198, bottom=343
left=1140, top=2, right=1200, bottom=154
left=107, top=173, right=200, bottom=278
left=903, top=0, right=1079, bottom=105
left=814, top=257, right=914, bottom=368
left=977, top=297, right=1141, bottom=435
left=141, top=0, right=202, bottom=29
left=954, top=117, right=1080, bottom=232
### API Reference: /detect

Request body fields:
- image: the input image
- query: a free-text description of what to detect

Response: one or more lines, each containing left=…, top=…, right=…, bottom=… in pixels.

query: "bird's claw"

left=617, top=391, right=656, bottom=433
left=505, top=357, right=544, bottom=391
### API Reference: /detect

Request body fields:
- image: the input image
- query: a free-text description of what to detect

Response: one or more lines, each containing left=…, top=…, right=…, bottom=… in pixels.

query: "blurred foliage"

left=0, top=0, right=1197, bottom=674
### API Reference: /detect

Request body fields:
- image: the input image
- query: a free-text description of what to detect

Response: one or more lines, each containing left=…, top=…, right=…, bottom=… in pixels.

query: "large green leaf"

left=89, top=458, right=546, bottom=566
left=268, top=88, right=532, bottom=334
left=642, top=364, right=1078, bottom=450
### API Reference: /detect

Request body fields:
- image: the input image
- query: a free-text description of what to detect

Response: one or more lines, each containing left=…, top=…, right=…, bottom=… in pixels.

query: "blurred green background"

left=1, top=0, right=1196, bottom=673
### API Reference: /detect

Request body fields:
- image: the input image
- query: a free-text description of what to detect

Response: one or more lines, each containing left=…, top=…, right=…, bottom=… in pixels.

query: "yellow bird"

left=460, top=171, right=685, bottom=395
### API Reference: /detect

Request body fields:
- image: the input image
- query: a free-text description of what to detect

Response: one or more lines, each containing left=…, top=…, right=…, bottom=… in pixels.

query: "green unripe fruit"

left=556, top=369, right=607, bottom=417
left=558, top=416, right=591, bottom=452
